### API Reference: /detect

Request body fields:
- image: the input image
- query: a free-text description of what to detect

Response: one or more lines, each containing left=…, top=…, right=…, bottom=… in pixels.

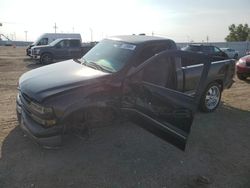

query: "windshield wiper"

left=86, top=61, right=113, bottom=73
left=79, top=58, right=88, bottom=65
left=78, top=58, right=113, bottom=73
left=98, top=64, right=115, bottom=73
left=73, top=59, right=82, bottom=64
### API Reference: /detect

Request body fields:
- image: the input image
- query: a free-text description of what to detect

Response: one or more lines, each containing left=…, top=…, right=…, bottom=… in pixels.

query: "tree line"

left=225, top=24, right=250, bottom=42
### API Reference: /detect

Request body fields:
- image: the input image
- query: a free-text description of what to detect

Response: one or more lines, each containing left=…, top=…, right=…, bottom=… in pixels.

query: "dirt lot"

left=0, top=46, right=249, bottom=188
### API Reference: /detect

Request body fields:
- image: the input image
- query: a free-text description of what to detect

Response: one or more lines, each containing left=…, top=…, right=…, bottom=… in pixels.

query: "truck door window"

left=70, top=40, right=80, bottom=47
left=203, top=46, right=213, bottom=54
left=136, top=44, right=168, bottom=66
left=57, top=40, right=69, bottom=48
left=142, top=57, right=177, bottom=90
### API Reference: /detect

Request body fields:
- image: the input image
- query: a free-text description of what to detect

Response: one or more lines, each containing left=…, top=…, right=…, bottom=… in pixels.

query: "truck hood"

left=19, top=60, right=110, bottom=102
left=32, top=45, right=52, bottom=50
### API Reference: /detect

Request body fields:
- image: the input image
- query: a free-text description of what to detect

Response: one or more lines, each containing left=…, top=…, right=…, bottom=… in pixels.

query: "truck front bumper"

left=26, top=48, right=31, bottom=56
left=16, top=100, right=63, bottom=149
left=30, top=55, right=40, bottom=60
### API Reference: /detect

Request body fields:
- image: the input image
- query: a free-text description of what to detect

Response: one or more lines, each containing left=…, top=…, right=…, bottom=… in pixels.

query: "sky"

left=0, top=0, right=249, bottom=42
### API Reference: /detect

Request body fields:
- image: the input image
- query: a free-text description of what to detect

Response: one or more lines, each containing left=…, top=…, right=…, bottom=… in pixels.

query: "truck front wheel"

left=40, top=53, right=53, bottom=64
left=66, top=107, right=117, bottom=139
left=200, top=82, right=222, bottom=113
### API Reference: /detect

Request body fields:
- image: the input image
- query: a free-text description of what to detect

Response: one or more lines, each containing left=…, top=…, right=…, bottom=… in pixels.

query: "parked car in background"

left=31, top=38, right=94, bottom=64
left=220, top=48, right=239, bottom=59
left=182, top=44, right=228, bottom=61
left=26, top=33, right=82, bottom=56
left=236, top=55, right=250, bottom=80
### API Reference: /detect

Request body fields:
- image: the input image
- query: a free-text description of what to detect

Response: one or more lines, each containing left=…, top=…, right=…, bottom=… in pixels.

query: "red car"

left=236, top=55, right=250, bottom=80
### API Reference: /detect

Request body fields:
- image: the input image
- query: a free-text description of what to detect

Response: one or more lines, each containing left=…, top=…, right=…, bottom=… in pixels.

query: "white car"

left=220, top=48, right=239, bottom=59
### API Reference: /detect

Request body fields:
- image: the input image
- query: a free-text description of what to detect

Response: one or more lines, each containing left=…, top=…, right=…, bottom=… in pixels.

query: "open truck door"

left=121, top=50, right=211, bottom=150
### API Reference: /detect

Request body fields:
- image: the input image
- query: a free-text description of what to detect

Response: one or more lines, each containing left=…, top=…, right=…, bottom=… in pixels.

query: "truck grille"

left=30, top=49, right=34, bottom=56
left=22, top=93, right=32, bottom=103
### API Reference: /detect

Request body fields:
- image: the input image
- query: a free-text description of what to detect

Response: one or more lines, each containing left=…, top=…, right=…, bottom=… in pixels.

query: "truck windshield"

left=82, top=39, right=136, bottom=73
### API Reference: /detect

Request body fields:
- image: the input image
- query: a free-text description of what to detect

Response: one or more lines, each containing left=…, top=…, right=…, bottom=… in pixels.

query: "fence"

left=0, top=40, right=32, bottom=47
left=1, top=40, right=250, bottom=58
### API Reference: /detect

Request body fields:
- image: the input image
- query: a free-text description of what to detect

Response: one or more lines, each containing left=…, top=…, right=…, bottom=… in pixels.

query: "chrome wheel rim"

left=205, top=86, right=220, bottom=110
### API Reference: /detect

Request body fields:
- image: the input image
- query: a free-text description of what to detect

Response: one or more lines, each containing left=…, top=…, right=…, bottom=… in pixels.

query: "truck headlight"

left=34, top=49, right=40, bottom=55
left=29, top=102, right=57, bottom=127
left=16, top=92, right=21, bottom=105
left=30, top=102, right=53, bottom=115
left=30, top=113, right=57, bottom=127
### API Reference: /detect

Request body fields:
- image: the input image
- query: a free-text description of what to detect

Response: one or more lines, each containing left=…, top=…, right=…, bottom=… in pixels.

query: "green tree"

left=225, top=24, right=250, bottom=41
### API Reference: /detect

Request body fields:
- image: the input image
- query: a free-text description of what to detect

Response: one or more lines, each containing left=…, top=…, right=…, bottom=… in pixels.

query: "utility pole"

left=24, top=31, right=28, bottom=41
left=89, top=28, right=93, bottom=42
left=0, top=23, right=2, bottom=41
left=206, top=35, right=209, bottom=43
left=53, top=23, right=58, bottom=33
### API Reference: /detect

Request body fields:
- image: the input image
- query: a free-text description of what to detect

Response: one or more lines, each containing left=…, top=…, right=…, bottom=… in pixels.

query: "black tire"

left=237, top=73, right=246, bottom=80
left=199, top=82, right=222, bottom=113
left=40, top=53, right=53, bottom=64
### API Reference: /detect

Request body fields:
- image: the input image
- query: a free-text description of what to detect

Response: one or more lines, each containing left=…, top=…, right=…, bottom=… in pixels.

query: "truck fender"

left=60, top=99, right=108, bottom=123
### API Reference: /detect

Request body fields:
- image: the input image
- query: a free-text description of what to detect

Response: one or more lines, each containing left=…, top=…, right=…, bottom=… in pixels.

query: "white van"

left=26, top=33, right=81, bottom=56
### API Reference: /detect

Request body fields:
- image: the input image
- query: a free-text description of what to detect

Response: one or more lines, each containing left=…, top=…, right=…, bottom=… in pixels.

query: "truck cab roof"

left=107, top=35, right=175, bottom=45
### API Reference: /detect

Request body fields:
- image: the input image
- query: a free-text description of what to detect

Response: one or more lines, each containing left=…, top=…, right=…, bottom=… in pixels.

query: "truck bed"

left=180, top=59, right=235, bottom=93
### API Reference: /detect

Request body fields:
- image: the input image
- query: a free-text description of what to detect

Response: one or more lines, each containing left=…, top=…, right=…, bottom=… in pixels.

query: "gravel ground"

left=0, top=46, right=249, bottom=188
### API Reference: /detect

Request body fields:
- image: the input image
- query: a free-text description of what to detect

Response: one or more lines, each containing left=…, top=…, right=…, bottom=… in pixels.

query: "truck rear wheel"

left=40, top=53, right=53, bottom=64
left=200, top=82, right=221, bottom=113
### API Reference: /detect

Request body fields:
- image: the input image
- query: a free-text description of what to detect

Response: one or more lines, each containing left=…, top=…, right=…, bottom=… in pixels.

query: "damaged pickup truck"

left=16, top=35, right=235, bottom=150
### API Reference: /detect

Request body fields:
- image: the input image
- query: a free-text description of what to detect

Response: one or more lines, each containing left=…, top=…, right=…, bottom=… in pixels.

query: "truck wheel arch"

left=40, top=52, right=53, bottom=64
left=214, top=79, right=223, bottom=91
left=61, top=104, right=118, bottom=134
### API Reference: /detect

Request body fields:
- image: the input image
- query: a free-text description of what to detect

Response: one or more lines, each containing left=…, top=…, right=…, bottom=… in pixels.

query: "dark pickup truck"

left=182, top=44, right=229, bottom=61
left=16, top=35, right=235, bottom=150
left=30, top=38, right=93, bottom=64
